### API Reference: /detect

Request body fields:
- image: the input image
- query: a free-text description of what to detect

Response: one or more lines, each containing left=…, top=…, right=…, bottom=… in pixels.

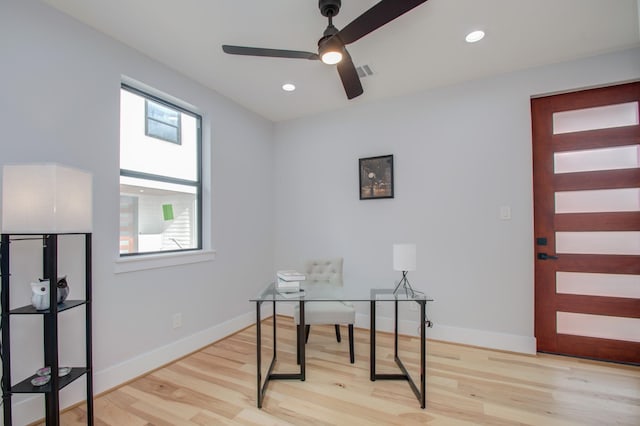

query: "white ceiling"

left=41, top=0, right=640, bottom=122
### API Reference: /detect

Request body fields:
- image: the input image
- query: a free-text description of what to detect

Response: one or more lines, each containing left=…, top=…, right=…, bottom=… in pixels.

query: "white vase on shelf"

left=31, top=276, right=70, bottom=310
left=31, top=281, right=49, bottom=311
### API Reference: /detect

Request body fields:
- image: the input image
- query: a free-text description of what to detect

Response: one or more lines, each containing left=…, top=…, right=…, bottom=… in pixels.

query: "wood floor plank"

left=35, top=316, right=640, bottom=425
left=120, top=386, right=202, bottom=425
left=91, top=394, right=148, bottom=426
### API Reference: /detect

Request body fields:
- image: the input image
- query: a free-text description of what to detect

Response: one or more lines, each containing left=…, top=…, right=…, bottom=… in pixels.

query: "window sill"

left=114, top=249, right=216, bottom=274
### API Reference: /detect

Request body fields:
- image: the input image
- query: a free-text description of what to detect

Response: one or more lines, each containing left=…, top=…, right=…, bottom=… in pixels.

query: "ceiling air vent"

left=356, top=64, right=374, bottom=78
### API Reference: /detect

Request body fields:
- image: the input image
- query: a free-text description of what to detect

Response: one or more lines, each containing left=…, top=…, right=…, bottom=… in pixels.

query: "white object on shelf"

left=30, top=281, right=49, bottom=311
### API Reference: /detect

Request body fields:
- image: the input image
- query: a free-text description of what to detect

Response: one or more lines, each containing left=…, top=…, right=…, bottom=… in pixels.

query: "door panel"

left=555, top=231, right=640, bottom=255
left=555, top=188, right=640, bottom=213
left=556, top=311, right=640, bottom=342
left=552, top=101, right=639, bottom=134
left=532, top=81, right=640, bottom=364
left=556, top=271, right=640, bottom=299
left=554, top=145, right=639, bottom=174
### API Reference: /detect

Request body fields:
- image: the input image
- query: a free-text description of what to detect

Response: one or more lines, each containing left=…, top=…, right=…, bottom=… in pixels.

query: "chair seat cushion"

left=293, top=301, right=355, bottom=325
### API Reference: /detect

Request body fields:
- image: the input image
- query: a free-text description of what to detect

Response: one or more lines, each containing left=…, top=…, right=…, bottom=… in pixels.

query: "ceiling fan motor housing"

left=318, top=0, right=341, bottom=50
left=319, top=0, right=341, bottom=17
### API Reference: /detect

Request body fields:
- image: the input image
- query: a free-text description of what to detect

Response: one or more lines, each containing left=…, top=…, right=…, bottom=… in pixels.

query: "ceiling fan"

left=222, top=0, right=428, bottom=100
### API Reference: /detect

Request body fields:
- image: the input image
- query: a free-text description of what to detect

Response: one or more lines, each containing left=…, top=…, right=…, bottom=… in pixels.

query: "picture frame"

left=359, top=154, right=394, bottom=200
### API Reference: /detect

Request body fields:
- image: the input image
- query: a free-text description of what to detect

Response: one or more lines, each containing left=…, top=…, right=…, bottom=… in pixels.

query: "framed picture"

left=359, top=155, right=394, bottom=200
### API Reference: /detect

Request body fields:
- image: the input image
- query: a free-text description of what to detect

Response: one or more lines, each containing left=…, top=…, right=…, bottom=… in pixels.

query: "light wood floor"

left=41, top=316, right=640, bottom=425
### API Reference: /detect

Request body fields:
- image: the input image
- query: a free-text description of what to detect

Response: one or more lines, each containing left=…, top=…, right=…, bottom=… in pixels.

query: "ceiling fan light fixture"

left=465, top=30, right=485, bottom=43
left=321, top=50, right=343, bottom=64
left=318, top=35, right=343, bottom=64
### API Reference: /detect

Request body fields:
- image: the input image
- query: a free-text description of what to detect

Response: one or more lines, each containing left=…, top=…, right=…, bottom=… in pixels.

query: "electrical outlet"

left=172, top=313, right=182, bottom=329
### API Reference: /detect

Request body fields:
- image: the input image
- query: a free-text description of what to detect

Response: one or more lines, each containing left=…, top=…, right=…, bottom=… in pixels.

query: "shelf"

left=9, top=300, right=87, bottom=315
left=2, top=232, right=94, bottom=425
left=11, top=368, right=88, bottom=394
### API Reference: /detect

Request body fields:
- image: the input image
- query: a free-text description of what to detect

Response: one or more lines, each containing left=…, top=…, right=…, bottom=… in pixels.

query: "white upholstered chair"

left=293, top=258, right=355, bottom=363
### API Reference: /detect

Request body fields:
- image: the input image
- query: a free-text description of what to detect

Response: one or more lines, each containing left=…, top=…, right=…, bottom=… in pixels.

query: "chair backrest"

left=304, top=258, right=343, bottom=286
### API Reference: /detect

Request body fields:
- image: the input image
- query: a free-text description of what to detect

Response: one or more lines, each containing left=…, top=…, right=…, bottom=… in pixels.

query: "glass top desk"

left=250, top=283, right=434, bottom=409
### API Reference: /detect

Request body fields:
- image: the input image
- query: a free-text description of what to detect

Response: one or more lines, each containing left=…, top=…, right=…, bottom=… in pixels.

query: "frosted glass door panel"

left=556, top=231, right=640, bottom=255
left=555, top=188, right=640, bottom=213
left=557, top=312, right=640, bottom=343
left=556, top=272, right=640, bottom=298
left=554, top=145, right=640, bottom=174
left=552, top=102, right=639, bottom=134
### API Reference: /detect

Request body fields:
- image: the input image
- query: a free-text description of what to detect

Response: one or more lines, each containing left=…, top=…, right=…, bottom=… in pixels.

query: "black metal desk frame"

left=255, top=299, right=305, bottom=408
left=253, top=287, right=428, bottom=409
left=370, top=289, right=427, bottom=408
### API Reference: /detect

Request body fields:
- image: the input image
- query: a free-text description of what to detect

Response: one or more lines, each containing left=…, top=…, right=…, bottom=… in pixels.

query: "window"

left=145, top=99, right=181, bottom=144
left=120, top=84, right=202, bottom=256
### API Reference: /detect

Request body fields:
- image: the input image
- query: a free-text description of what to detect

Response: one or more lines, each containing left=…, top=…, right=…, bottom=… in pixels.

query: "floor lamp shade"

left=2, top=164, right=93, bottom=233
left=393, top=243, right=416, bottom=271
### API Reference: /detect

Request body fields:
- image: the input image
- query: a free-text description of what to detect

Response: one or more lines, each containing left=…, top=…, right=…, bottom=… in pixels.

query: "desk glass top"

left=250, top=282, right=433, bottom=302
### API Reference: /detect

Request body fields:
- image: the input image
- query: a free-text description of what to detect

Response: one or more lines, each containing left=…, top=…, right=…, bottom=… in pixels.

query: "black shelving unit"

left=0, top=233, right=93, bottom=426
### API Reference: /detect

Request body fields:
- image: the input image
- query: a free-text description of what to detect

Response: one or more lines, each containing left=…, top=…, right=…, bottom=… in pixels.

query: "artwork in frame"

left=359, top=155, right=394, bottom=200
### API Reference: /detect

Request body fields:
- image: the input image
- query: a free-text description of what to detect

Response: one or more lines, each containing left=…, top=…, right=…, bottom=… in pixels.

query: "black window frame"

left=120, top=83, right=203, bottom=257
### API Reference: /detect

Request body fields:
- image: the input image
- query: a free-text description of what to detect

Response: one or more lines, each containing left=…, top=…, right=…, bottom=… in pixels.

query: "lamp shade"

left=2, top=164, right=93, bottom=233
left=393, top=243, right=416, bottom=271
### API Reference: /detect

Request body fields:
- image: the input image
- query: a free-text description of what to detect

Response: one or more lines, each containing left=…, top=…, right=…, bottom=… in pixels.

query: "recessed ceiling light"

left=465, top=30, right=485, bottom=43
left=282, top=83, right=296, bottom=92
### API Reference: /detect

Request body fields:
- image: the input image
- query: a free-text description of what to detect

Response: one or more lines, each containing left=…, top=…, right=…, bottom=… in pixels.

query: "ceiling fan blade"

left=336, top=0, right=428, bottom=45
left=222, top=45, right=319, bottom=60
left=336, top=49, right=363, bottom=100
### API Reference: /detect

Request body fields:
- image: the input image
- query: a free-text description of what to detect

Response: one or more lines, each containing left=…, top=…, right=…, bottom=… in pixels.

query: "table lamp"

left=393, top=243, right=416, bottom=296
left=2, top=163, right=93, bottom=233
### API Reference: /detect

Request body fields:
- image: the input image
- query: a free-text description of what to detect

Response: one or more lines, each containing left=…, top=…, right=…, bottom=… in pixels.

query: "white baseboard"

left=93, top=310, right=257, bottom=392
left=355, top=313, right=536, bottom=354
left=282, top=306, right=535, bottom=354
left=425, top=323, right=536, bottom=354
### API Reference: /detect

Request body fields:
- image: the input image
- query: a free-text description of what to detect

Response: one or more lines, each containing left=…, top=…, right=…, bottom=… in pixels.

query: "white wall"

left=1, top=1, right=639, bottom=424
left=0, top=0, right=275, bottom=424
left=273, top=47, right=640, bottom=353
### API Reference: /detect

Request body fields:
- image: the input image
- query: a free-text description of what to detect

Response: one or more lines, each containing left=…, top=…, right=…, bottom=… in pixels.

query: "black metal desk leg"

left=370, top=300, right=375, bottom=381
left=394, top=300, right=399, bottom=358
left=299, top=300, right=305, bottom=381
left=256, top=301, right=262, bottom=408
left=272, top=301, right=277, bottom=359
left=420, top=301, right=426, bottom=408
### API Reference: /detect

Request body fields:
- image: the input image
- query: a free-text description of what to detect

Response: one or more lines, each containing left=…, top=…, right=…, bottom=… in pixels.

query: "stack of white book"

left=276, top=270, right=306, bottom=294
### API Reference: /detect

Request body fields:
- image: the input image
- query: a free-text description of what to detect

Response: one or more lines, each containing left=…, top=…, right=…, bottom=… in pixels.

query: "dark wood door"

left=531, top=82, right=640, bottom=364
